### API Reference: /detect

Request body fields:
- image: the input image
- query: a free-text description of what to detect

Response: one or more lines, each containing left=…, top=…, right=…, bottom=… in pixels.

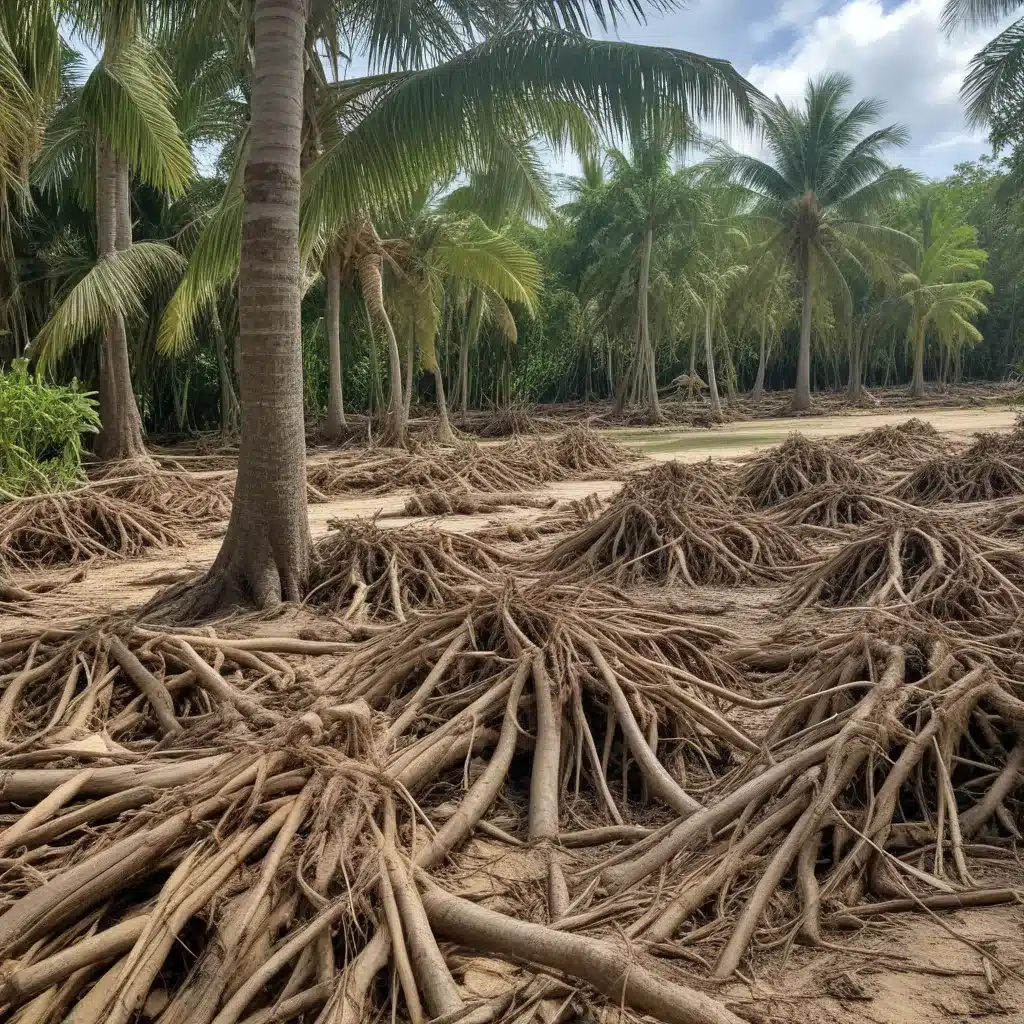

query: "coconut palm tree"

left=156, top=2, right=757, bottom=617
left=943, top=0, right=1024, bottom=126
left=28, top=0, right=194, bottom=460
left=899, top=198, right=993, bottom=395
left=389, top=206, right=541, bottom=441
left=714, top=73, right=915, bottom=411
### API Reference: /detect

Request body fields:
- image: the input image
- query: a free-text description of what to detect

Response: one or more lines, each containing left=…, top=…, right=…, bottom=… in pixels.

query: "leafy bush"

left=0, top=360, right=99, bottom=498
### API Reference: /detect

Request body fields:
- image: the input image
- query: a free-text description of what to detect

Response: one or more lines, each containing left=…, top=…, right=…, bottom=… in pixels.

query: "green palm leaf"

left=30, top=242, right=187, bottom=371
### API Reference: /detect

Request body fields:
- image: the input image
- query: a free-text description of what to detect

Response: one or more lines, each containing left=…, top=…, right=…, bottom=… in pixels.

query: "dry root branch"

left=89, top=459, right=235, bottom=523
left=397, top=487, right=556, bottom=518
left=838, top=418, right=950, bottom=463
left=770, top=484, right=921, bottom=531
left=739, top=434, right=874, bottom=508
left=893, top=439, right=1024, bottom=504
left=784, top=510, right=1024, bottom=621
left=305, top=518, right=511, bottom=622
left=475, top=493, right=604, bottom=544
left=539, top=461, right=805, bottom=586
left=0, top=492, right=183, bottom=573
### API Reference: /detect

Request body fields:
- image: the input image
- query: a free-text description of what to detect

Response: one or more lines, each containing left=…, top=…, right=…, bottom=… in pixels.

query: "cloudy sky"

left=602, top=0, right=1008, bottom=179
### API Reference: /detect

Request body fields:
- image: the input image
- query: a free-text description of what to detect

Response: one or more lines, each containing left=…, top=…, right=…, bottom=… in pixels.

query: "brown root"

left=0, top=492, right=183, bottom=573
left=837, top=417, right=950, bottom=463
left=770, top=484, right=920, bottom=531
left=893, top=444, right=1024, bottom=504
left=397, top=487, right=556, bottom=517
left=783, top=509, right=1024, bottom=621
left=739, top=433, right=874, bottom=508
left=305, top=518, right=509, bottom=622
left=539, top=462, right=806, bottom=587
left=88, top=458, right=235, bottom=523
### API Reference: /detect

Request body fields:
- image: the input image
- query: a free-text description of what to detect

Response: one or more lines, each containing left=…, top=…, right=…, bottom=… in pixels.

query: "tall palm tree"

left=30, top=1, right=193, bottom=460
left=156, top=2, right=757, bottom=617
left=715, top=73, right=914, bottom=411
left=900, top=198, right=992, bottom=395
left=943, top=0, right=1024, bottom=127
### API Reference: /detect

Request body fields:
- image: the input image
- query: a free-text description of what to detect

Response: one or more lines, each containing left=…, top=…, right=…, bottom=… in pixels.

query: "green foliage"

left=0, top=358, right=98, bottom=497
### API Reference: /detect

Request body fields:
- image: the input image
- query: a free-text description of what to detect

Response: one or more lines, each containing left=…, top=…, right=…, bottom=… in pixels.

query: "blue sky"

left=598, top=0, right=1012, bottom=178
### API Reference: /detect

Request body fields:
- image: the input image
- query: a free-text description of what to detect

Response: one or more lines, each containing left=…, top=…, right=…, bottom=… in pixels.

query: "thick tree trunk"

left=151, top=0, right=310, bottom=618
left=324, top=244, right=346, bottom=439
left=95, top=146, right=148, bottom=462
left=433, top=363, right=454, bottom=444
left=637, top=226, right=661, bottom=422
left=382, top=311, right=405, bottom=446
left=910, top=319, right=926, bottom=398
left=752, top=318, right=768, bottom=403
left=459, top=290, right=482, bottom=423
left=704, top=302, right=722, bottom=421
left=791, top=263, right=813, bottom=412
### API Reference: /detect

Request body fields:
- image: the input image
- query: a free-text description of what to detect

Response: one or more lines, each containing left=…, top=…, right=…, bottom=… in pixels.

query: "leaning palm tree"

left=942, top=0, right=1024, bottom=127
left=714, top=73, right=915, bottom=411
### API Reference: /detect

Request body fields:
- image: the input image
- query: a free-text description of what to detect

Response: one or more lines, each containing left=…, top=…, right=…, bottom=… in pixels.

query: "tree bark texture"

left=158, top=0, right=310, bottom=616
left=324, top=244, right=346, bottom=438
left=459, top=289, right=482, bottom=422
left=791, top=260, right=813, bottom=412
left=637, top=226, right=662, bottom=422
left=432, top=364, right=454, bottom=444
left=911, top=318, right=926, bottom=398
left=94, top=144, right=147, bottom=461
left=752, top=317, right=767, bottom=402
left=704, top=302, right=722, bottom=420
left=847, top=322, right=862, bottom=400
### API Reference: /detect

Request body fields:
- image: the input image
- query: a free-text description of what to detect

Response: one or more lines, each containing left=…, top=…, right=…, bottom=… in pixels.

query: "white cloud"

left=743, top=0, right=1009, bottom=176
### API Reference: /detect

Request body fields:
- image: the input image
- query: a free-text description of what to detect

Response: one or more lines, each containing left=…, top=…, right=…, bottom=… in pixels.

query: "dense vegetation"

left=3, top=0, right=1024, bottom=450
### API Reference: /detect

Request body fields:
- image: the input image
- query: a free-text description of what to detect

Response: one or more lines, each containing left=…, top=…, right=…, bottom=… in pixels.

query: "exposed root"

left=739, top=434, right=874, bottom=508
left=475, top=493, right=604, bottom=544
left=469, top=403, right=542, bottom=438
left=538, top=461, right=804, bottom=586
left=305, top=518, right=510, bottom=622
left=771, top=484, right=921, bottom=531
left=397, top=487, right=556, bottom=518
left=0, top=492, right=183, bottom=573
left=893, top=439, right=1024, bottom=504
left=838, top=418, right=949, bottom=462
left=545, top=425, right=640, bottom=476
left=784, top=510, right=1024, bottom=621
left=89, top=458, right=235, bottom=523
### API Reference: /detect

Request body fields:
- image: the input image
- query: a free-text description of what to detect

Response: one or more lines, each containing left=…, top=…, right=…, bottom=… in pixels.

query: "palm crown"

left=714, top=72, right=916, bottom=410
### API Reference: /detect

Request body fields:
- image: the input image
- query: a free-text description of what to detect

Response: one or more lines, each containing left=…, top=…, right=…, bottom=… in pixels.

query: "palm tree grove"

left=5, top=0, right=1024, bottom=1019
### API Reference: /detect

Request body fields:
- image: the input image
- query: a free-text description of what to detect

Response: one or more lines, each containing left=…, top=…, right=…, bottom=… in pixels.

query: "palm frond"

left=31, top=242, right=187, bottom=371
left=960, top=17, right=1024, bottom=125
left=942, top=0, right=1022, bottom=33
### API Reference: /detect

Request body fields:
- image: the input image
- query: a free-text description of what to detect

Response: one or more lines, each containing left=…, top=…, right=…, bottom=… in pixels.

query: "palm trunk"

left=704, top=301, right=722, bottom=420
left=213, top=306, right=239, bottom=437
left=911, top=318, right=926, bottom=398
left=323, top=244, right=346, bottom=439
left=459, top=290, right=482, bottom=422
left=637, top=225, right=661, bottom=422
left=847, top=322, right=862, bottom=400
left=689, top=326, right=697, bottom=380
left=154, top=0, right=310, bottom=617
left=433, top=363, right=454, bottom=444
left=752, top=318, right=768, bottom=403
left=791, top=259, right=813, bottom=412
left=94, top=146, right=147, bottom=462
left=403, top=328, right=414, bottom=423
left=613, top=315, right=640, bottom=415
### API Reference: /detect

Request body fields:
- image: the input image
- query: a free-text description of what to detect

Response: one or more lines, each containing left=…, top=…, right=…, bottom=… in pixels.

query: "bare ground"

left=3, top=403, right=1023, bottom=1023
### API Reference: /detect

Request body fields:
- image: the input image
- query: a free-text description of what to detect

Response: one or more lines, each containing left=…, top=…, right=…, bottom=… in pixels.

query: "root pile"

left=306, top=518, right=510, bottom=621
left=784, top=510, right=1024, bottom=621
left=539, top=461, right=806, bottom=587
left=471, top=403, right=542, bottom=437
left=0, top=588, right=758, bottom=1024
left=838, top=417, right=948, bottom=462
left=739, top=433, right=873, bottom=508
left=894, top=437, right=1024, bottom=504
left=398, top=487, right=556, bottom=517
left=0, top=492, right=183, bottom=573
left=771, top=483, right=919, bottom=530
left=90, top=458, right=234, bottom=523
left=545, top=425, right=639, bottom=476
left=475, top=492, right=603, bottom=543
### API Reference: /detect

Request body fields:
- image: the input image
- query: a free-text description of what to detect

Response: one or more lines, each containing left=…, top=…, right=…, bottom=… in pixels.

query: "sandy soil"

left=3, top=403, right=1023, bottom=1023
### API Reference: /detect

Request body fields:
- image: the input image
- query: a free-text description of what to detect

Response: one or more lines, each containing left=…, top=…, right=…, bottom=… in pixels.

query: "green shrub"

left=0, top=360, right=99, bottom=498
